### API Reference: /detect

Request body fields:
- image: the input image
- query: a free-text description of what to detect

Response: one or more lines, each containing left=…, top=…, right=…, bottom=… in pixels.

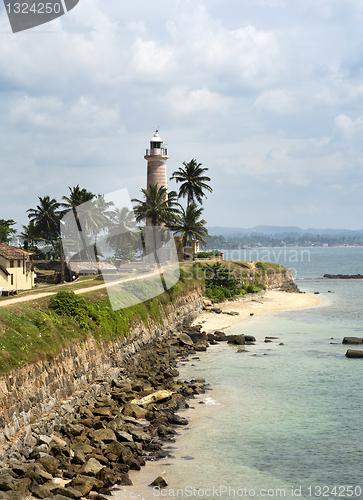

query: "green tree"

left=170, top=203, right=209, bottom=260
left=132, top=184, right=180, bottom=290
left=170, top=159, right=213, bottom=207
left=132, top=185, right=180, bottom=228
left=0, top=219, right=17, bottom=243
left=106, top=207, right=139, bottom=262
left=61, top=185, right=95, bottom=260
left=27, top=196, right=61, bottom=251
left=19, top=221, right=39, bottom=250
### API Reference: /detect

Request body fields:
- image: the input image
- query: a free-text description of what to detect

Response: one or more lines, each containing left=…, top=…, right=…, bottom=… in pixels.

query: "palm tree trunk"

left=152, top=225, right=167, bottom=292
left=60, top=242, right=65, bottom=282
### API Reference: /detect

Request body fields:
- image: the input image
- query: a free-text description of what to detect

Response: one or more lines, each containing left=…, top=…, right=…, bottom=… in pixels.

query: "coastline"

left=114, top=289, right=324, bottom=499
left=193, top=290, right=322, bottom=333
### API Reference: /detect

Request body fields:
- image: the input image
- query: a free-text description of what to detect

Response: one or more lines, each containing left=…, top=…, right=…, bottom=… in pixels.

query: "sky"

left=1, top=0, right=363, bottom=231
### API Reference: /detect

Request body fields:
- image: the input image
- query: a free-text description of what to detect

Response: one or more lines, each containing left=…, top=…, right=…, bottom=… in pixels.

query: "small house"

left=0, top=243, right=34, bottom=294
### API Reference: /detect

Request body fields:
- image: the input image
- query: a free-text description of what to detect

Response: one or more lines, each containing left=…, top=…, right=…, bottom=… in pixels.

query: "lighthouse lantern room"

left=144, top=130, right=169, bottom=192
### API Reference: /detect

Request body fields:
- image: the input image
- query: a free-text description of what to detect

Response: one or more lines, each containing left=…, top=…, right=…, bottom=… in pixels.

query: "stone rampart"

left=0, top=289, right=203, bottom=442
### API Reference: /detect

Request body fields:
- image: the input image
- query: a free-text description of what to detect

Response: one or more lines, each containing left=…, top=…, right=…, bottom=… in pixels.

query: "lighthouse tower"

left=144, top=129, right=169, bottom=191
left=144, top=130, right=170, bottom=260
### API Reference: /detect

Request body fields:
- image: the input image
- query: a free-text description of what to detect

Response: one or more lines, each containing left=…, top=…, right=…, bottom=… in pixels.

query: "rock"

left=115, top=431, right=133, bottom=443
left=149, top=476, right=168, bottom=488
left=90, top=428, right=117, bottom=443
left=314, top=292, right=320, bottom=294
left=186, top=331, right=208, bottom=343
left=193, top=342, right=208, bottom=351
left=50, top=435, right=68, bottom=450
left=79, top=458, right=104, bottom=476
left=245, top=335, right=256, bottom=342
left=0, top=475, right=15, bottom=491
left=69, top=476, right=100, bottom=496
left=166, top=414, right=188, bottom=425
left=131, top=390, right=173, bottom=407
left=179, top=333, right=194, bottom=346
left=53, top=487, right=83, bottom=499
left=38, top=455, right=60, bottom=475
left=346, top=349, right=363, bottom=358
left=122, top=403, right=147, bottom=419
left=130, top=429, right=151, bottom=442
left=211, top=308, right=222, bottom=314
left=227, top=334, right=245, bottom=345
left=225, top=311, right=239, bottom=316
left=342, top=337, right=363, bottom=344
left=29, top=480, right=58, bottom=498
left=214, top=331, right=226, bottom=341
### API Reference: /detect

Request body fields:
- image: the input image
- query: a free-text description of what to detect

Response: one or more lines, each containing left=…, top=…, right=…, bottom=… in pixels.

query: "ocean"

left=115, top=246, right=363, bottom=500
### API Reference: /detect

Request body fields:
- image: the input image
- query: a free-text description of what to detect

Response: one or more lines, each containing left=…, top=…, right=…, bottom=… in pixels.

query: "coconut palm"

left=170, top=202, right=209, bottom=260
left=27, top=196, right=61, bottom=251
left=106, top=207, right=138, bottom=262
left=170, top=159, right=213, bottom=207
left=132, top=185, right=180, bottom=290
left=61, top=185, right=95, bottom=260
left=19, top=221, right=39, bottom=249
left=132, top=185, right=180, bottom=228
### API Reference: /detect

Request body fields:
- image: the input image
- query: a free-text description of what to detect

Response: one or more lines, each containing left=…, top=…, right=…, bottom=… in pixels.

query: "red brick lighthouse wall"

left=144, top=130, right=169, bottom=259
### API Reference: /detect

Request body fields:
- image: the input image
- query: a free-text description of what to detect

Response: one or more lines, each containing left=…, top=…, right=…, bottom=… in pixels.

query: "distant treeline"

left=204, top=233, right=363, bottom=248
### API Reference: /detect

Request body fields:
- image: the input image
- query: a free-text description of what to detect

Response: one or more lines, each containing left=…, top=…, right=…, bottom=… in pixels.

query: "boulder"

left=149, top=476, right=168, bottom=489
left=179, top=333, right=194, bottom=346
left=343, top=337, right=363, bottom=344
left=346, top=349, right=363, bottom=358
left=245, top=335, right=256, bottom=342
left=214, top=331, right=226, bottom=341
left=122, top=403, right=147, bottom=419
left=227, top=334, right=245, bottom=345
left=38, top=455, right=60, bottom=475
left=79, top=458, right=104, bottom=477
left=69, top=475, right=100, bottom=496
left=193, top=342, right=208, bottom=351
left=53, top=486, right=83, bottom=499
left=90, top=428, right=117, bottom=443
left=186, top=332, right=208, bottom=343
left=131, top=390, right=173, bottom=407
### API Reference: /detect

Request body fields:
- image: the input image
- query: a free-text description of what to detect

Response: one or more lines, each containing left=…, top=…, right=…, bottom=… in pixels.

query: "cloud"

left=166, top=87, right=230, bottom=116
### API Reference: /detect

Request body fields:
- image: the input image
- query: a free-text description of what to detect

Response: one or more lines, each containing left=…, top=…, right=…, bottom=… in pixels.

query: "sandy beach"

left=193, top=290, right=322, bottom=333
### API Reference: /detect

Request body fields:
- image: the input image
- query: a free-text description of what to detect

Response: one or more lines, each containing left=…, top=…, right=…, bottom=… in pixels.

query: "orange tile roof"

left=0, top=243, right=32, bottom=260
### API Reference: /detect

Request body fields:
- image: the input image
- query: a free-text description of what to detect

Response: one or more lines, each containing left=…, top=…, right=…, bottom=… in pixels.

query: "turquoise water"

left=116, top=248, right=363, bottom=500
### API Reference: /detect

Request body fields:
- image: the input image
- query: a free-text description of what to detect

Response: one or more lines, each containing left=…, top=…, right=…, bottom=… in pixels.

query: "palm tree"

left=170, top=159, right=213, bottom=207
left=92, top=195, right=114, bottom=254
left=132, top=185, right=180, bottom=228
left=61, top=185, right=95, bottom=260
left=170, top=203, right=209, bottom=260
left=19, top=221, right=38, bottom=249
left=106, top=207, right=138, bottom=262
left=132, top=184, right=180, bottom=290
left=27, top=196, right=61, bottom=251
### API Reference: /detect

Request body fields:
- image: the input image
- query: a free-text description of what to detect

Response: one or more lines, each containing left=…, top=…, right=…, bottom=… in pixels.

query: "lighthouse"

left=144, top=130, right=170, bottom=260
left=144, top=129, right=169, bottom=191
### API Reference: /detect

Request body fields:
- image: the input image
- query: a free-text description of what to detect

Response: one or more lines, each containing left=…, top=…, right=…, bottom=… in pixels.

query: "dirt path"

left=0, top=270, right=160, bottom=308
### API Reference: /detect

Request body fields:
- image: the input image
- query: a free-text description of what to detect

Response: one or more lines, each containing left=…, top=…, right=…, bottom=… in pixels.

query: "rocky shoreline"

left=0, top=324, right=234, bottom=500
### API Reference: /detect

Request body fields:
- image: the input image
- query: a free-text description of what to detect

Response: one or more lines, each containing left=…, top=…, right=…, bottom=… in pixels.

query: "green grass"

left=0, top=270, right=201, bottom=375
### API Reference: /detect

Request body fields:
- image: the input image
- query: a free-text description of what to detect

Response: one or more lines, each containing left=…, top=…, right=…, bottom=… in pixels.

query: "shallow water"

left=115, top=249, right=363, bottom=500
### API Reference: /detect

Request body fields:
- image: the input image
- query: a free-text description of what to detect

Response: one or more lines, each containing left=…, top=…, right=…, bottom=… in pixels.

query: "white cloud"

left=166, top=87, right=230, bottom=116
left=254, top=89, right=296, bottom=113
